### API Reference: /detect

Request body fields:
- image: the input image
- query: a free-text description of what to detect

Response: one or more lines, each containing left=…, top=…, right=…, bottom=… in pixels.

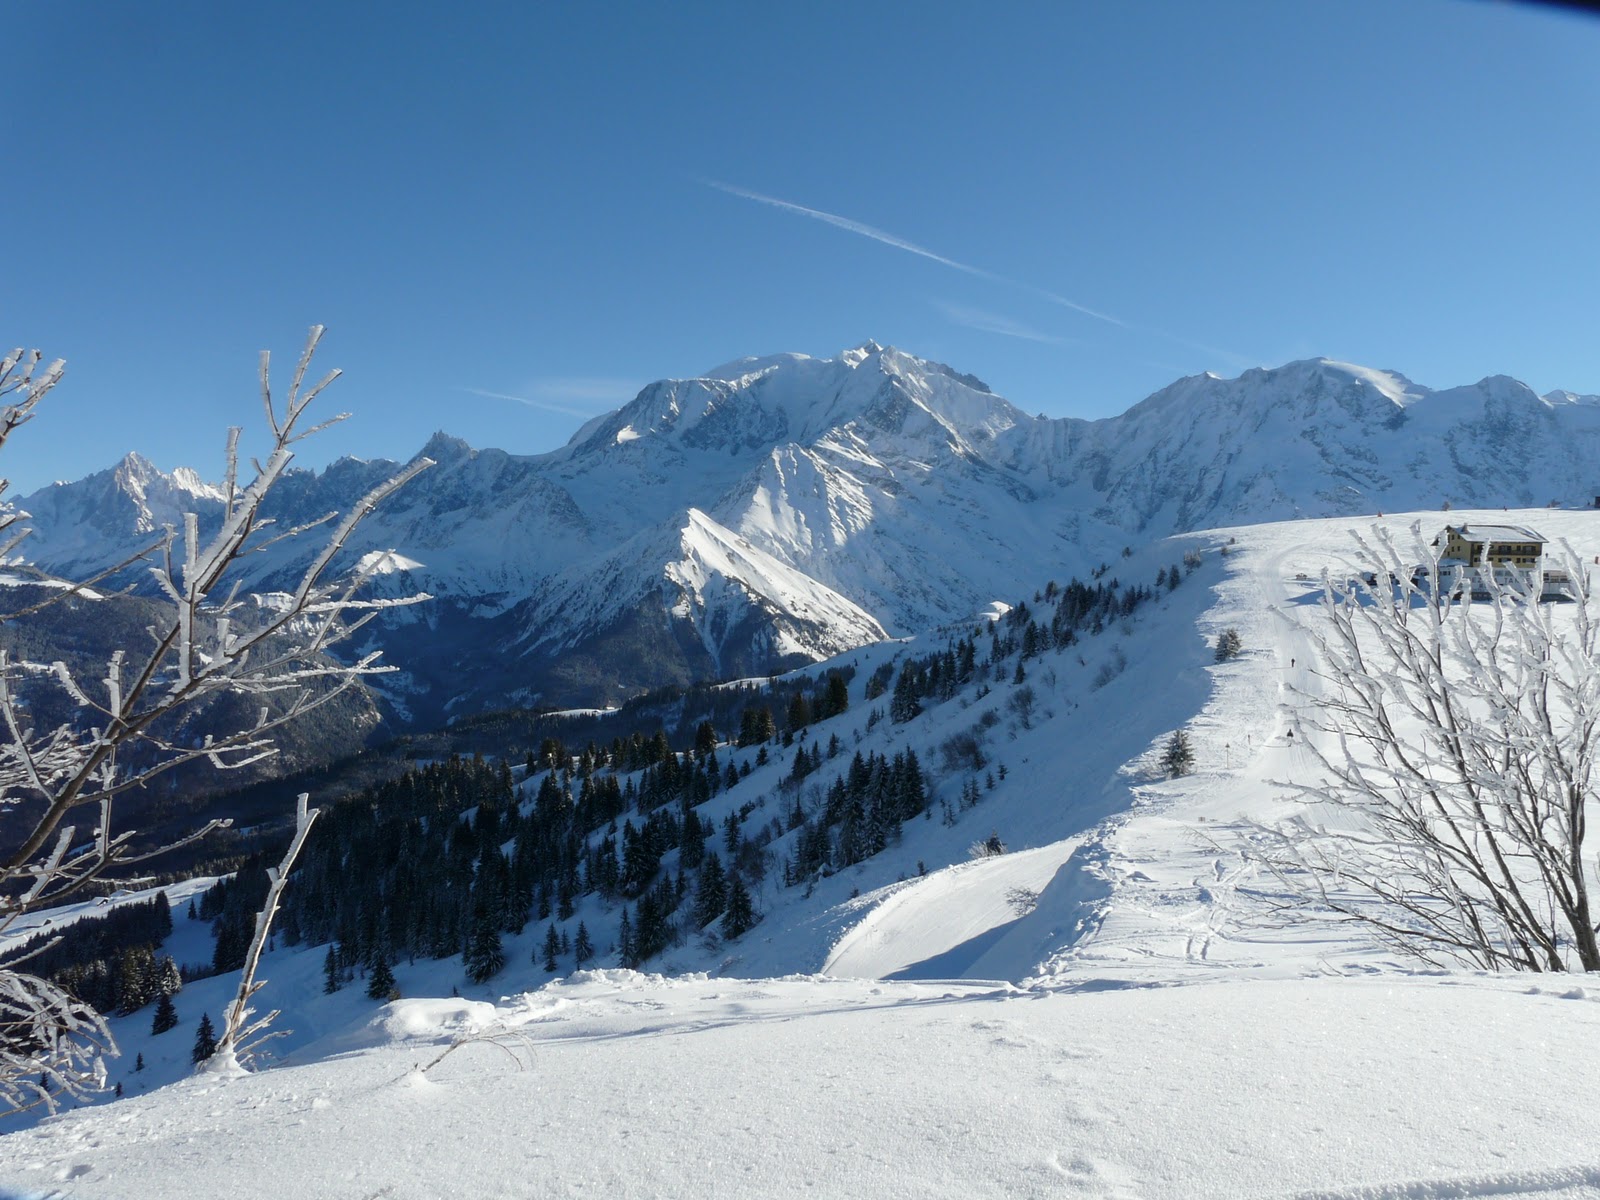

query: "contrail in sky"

left=702, top=179, right=1127, bottom=328
left=934, top=301, right=1072, bottom=346
left=458, top=386, right=616, bottom=420
left=702, top=180, right=1266, bottom=368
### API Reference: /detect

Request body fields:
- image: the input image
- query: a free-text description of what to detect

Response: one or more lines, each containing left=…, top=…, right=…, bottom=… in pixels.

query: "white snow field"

left=6, top=508, right=1600, bottom=1198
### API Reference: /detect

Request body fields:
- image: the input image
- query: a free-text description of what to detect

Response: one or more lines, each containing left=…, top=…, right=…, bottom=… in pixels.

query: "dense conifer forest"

left=34, top=559, right=1190, bottom=1004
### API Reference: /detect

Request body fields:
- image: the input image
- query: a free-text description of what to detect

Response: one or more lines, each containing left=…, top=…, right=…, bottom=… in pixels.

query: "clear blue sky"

left=6, top=0, right=1599, bottom=493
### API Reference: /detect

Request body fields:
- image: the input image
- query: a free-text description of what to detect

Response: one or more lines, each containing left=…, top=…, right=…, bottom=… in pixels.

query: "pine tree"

left=889, top=669, right=922, bottom=724
left=822, top=671, right=850, bottom=719
left=150, top=991, right=178, bottom=1035
left=786, top=691, right=812, bottom=733
left=694, top=854, right=728, bottom=928
left=722, top=875, right=757, bottom=940
left=1159, top=730, right=1195, bottom=778
left=617, top=907, right=635, bottom=967
left=366, top=956, right=399, bottom=1002
left=463, top=909, right=505, bottom=984
left=323, top=945, right=342, bottom=994
left=191, top=1013, right=217, bottom=1065
left=574, top=921, right=594, bottom=967
left=1213, top=628, right=1243, bottom=662
left=737, top=706, right=776, bottom=747
left=787, top=741, right=814, bottom=785
left=542, top=923, right=561, bottom=972
left=156, top=955, right=182, bottom=998
left=134, top=1053, right=144, bottom=1073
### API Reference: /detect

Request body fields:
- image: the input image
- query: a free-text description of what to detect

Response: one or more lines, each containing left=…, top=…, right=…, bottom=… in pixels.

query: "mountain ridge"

left=12, top=345, right=1600, bottom=724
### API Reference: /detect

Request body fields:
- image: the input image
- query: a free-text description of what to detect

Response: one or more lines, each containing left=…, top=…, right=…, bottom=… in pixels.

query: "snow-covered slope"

left=16, top=346, right=1600, bottom=722
left=11, top=507, right=1600, bottom=1197
left=11, top=971, right=1600, bottom=1200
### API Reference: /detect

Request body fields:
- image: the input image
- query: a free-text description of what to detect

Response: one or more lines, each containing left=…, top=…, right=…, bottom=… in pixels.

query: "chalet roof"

left=1450, top=524, right=1546, bottom=544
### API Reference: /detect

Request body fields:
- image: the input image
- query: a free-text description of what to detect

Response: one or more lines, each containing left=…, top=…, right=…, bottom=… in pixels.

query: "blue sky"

left=5, top=0, right=1599, bottom=493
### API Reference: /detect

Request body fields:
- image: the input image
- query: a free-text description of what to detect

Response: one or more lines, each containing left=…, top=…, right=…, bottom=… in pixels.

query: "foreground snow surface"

left=6, top=971, right=1600, bottom=1199
left=12, top=508, right=1600, bottom=1197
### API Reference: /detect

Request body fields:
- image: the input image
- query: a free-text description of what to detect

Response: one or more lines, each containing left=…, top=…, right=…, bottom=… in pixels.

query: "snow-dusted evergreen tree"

left=617, top=907, right=635, bottom=967
left=1159, top=731, right=1194, bottom=778
left=541, top=923, right=560, bottom=973
left=1263, top=525, right=1600, bottom=972
left=366, top=956, right=398, bottom=1002
left=573, top=922, right=594, bottom=968
left=150, top=992, right=178, bottom=1036
left=191, top=1014, right=217, bottom=1065
left=156, top=955, right=182, bottom=999
left=0, top=332, right=430, bottom=1113
left=722, top=876, right=757, bottom=940
left=889, top=668, right=922, bottom=724
left=694, top=854, right=727, bottom=928
left=464, top=909, right=505, bottom=984
left=323, top=946, right=342, bottom=994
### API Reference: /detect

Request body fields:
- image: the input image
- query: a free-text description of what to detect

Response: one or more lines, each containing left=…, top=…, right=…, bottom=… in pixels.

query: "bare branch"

left=0, top=327, right=429, bottom=1100
left=1256, top=525, right=1600, bottom=972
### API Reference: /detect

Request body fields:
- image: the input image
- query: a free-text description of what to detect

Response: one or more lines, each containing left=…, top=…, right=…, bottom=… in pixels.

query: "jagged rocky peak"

left=419, top=430, right=475, bottom=463
left=110, top=450, right=220, bottom=498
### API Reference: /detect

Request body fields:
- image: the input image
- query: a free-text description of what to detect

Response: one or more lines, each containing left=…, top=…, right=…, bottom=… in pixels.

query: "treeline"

left=26, top=550, right=1217, bottom=1010
left=10, top=893, right=183, bottom=1017
left=270, top=669, right=862, bottom=982
left=785, top=748, right=928, bottom=880
left=201, top=713, right=796, bottom=987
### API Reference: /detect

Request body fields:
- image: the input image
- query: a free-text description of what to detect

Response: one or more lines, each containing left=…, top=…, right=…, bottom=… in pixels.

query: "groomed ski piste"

left=6, top=509, right=1600, bottom=1199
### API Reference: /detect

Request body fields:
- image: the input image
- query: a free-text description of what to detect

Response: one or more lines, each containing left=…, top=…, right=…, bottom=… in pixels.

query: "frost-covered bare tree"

left=1260, top=523, right=1599, bottom=972
left=206, top=791, right=319, bottom=1074
left=0, top=329, right=431, bottom=1113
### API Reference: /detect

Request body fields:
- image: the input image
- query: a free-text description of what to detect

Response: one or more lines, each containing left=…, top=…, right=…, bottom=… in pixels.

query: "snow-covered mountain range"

left=13, top=344, right=1600, bottom=723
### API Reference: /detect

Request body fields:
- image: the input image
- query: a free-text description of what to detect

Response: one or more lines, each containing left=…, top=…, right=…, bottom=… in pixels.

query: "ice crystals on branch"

left=0, top=327, right=431, bottom=1113
left=1254, top=522, right=1600, bottom=973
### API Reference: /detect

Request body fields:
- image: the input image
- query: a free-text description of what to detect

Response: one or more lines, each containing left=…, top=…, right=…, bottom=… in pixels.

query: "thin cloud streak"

left=934, top=301, right=1070, bottom=346
left=702, top=179, right=1269, bottom=364
left=1023, top=285, right=1128, bottom=329
left=702, top=179, right=1000, bottom=282
left=703, top=178, right=1126, bottom=330
left=458, top=381, right=639, bottom=420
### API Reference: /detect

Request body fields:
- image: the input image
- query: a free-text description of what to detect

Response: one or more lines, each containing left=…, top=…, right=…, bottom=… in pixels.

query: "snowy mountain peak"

left=419, top=431, right=475, bottom=463
left=841, top=339, right=885, bottom=368
left=1544, top=389, right=1600, bottom=407
left=16, top=346, right=1600, bottom=722
left=556, top=341, right=1022, bottom=467
left=112, top=450, right=221, bottom=500
left=700, top=351, right=814, bottom=385
left=113, top=449, right=158, bottom=479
